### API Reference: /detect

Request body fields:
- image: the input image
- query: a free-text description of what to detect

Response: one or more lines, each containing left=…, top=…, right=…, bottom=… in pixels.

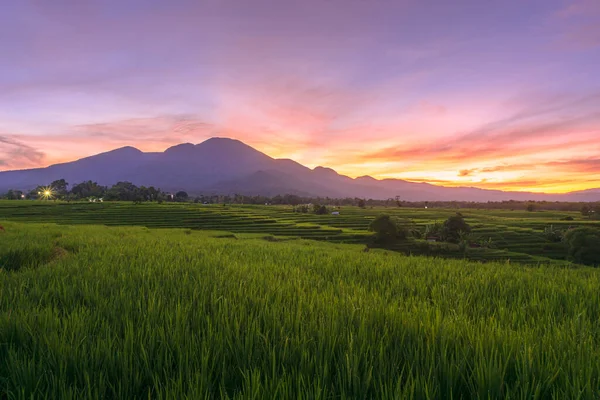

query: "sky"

left=1, top=0, right=599, bottom=193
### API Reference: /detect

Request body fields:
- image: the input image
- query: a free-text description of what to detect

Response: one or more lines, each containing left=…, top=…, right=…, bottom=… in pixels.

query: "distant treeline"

left=1, top=178, right=600, bottom=214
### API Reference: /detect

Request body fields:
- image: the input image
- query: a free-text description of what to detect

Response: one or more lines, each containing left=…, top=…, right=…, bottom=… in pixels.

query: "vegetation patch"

left=2, top=201, right=599, bottom=265
left=213, top=233, right=238, bottom=239
left=262, top=235, right=282, bottom=242
left=0, top=246, right=66, bottom=272
left=1, top=222, right=600, bottom=398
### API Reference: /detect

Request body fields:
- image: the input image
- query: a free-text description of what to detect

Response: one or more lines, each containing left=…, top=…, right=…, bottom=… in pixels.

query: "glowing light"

left=39, top=187, right=54, bottom=200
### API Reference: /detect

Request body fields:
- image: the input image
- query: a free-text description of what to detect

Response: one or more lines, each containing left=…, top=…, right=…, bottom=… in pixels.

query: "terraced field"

left=4, top=222, right=600, bottom=398
left=1, top=200, right=599, bottom=265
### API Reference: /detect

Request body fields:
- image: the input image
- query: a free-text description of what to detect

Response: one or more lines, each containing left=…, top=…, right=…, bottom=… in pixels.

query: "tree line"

left=1, top=179, right=600, bottom=217
left=1, top=180, right=180, bottom=203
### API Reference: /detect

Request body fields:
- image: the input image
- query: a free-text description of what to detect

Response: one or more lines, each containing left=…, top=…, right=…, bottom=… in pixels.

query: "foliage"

left=564, top=227, right=600, bottom=266
left=593, top=204, right=600, bottom=220
left=104, top=181, right=142, bottom=202
left=369, top=214, right=413, bottom=242
left=357, top=199, right=366, bottom=208
left=175, top=191, right=189, bottom=201
left=526, top=203, right=536, bottom=212
left=314, top=204, right=328, bottom=215
left=3, top=189, right=23, bottom=200
left=441, top=212, right=471, bottom=243
left=543, top=225, right=565, bottom=243
left=424, top=222, right=443, bottom=238
left=70, top=180, right=106, bottom=199
left=293, top=204, right=310, bottom=213
left=0, top=201, right=593, bottom=265
left=581, top=204, right=600, bottom=220
left=49, top=179, right=69, bottom=198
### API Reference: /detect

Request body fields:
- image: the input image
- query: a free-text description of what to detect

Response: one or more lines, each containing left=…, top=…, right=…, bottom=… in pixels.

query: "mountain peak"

left=356, top=175, right=377, bottom=182
left=89, top=146, right=142, bottom=159
left=199, top=137, right=240, bottom=144
left=2, top=137, right=600, bottom=202
left=313, top=166, right=338, bottom=176
left=198, top=137, right=253, bottom=151
left=164, top=143, right=195, bottom=154
left=111, top=146, right=142, bottom=154
left=195, top=137, right=273, bottom=161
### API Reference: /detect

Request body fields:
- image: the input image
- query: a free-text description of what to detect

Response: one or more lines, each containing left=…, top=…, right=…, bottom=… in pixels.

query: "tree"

left=543, top=225, right=564, bottom=243
left=25, top=189, right=39, bottom=200
left=294, top=205, right=309, bottom=213
left=104, top=182, right=140, bottom=201
left=441, top=213, right=471, bottom=243
left=4, top=190, right=23, bottom=200
left=526, top=203, right=536, bottom=212
left=369, top=215, right=412, bottom=242
left=564, top=227, right=600, bottom=266
left=358, top=199, right=366, bottom=208
left=175, top=191, right=189, bottom=201
left=70, top=181, right=105, bottom=199
left=50, top=179, right=69, bottom=199
left=593, top=204, right=600, bottom=220
left=315, top=205, right=328, bottom=215
left=581, top=205, right=591, bottom=217
left=395, top=196, right=402, bottom=207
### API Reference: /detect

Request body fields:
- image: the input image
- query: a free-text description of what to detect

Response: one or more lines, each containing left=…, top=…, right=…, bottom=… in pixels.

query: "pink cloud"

left=0, top=135, right=46, bottom=170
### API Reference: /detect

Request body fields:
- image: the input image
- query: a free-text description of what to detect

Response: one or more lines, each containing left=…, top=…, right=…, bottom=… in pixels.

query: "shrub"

left=442, top=213, right=471, bottom=243
left=564, top=227, right=600, bottom=266
left=543, top=225, right=565, bottom=243
left=425, top=222, right=443, bottom=238
left=313, top=205, right=328, bottom=215
left=369, top=215, right=413, bottom=242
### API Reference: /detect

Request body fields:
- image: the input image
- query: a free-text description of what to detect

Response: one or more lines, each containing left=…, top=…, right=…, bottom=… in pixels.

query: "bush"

left=369, top=215, right=413, bottom=242
left=441, top=213, right=471, bottom=243
left=564, top=227, right=600, bottom=266
left=543, top=225, right=565, bottom=243
left=294, top=205, right=310, bottom=213
left=313, top=205, right=328, bottom=215
left=425, top=222, right=443, bottom=238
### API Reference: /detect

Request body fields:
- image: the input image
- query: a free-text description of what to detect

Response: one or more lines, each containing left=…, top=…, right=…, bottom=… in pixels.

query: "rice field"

left=1, top=200, right=599, bottom=264
left=1, top=221, right=600, bottom=399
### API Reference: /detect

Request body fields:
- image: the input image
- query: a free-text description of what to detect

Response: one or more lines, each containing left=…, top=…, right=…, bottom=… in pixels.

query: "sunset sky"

left=1, top=0, right=599, bottom=193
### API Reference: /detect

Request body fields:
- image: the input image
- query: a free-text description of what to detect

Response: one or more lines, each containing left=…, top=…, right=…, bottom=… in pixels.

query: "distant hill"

left=1, top=137, right=600, bottom=202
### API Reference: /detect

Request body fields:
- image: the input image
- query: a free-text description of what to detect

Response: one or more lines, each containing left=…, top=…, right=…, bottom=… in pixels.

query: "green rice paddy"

left=2, top=200, right=599, bottom=264
left=2, top=202, right=600, bottom=398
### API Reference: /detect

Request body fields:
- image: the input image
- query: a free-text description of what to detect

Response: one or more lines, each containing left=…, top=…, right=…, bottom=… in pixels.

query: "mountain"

left=1, top=137, right=600, bottom=202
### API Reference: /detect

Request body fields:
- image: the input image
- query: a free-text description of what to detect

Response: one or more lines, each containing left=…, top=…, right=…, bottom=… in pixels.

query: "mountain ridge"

left=1, top=137, right=599, bottom=202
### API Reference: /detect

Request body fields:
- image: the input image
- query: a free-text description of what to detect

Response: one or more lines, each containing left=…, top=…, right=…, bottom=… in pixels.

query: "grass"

left=1, top=221, right=600, bottom=398
left=2, top=200, right=599, bottom=264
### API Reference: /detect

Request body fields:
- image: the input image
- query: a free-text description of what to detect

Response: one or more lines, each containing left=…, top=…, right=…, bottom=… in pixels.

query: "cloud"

left=0, top=135, right=46, bottom=170
left=360, top=93, right=600, bottom=167
left=545, top=158, right=600, bottom=173
left=73, top=115, right=216, bottom=145
left=1, top=0, right=599, bottom=193
left=458, top=169, right=476, bottom=177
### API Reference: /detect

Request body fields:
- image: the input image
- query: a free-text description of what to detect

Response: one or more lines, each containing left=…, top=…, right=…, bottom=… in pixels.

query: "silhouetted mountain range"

left=1, top=137, right=599, bottom=202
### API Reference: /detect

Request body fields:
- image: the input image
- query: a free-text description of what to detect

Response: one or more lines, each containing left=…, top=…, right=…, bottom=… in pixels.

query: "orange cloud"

left=3, top=80, right=600, bottom=194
